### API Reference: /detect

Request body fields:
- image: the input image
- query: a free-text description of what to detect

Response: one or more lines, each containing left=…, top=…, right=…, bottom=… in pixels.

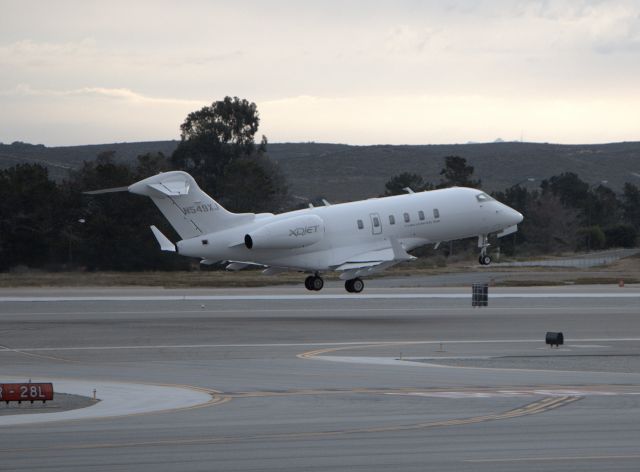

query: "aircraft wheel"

left=351, top=278, right=364, bottom=293
left=478, top=255, right=484, bottom=265
left=304, top=275, right=315, bottom=291
left=345, top=280, right=354, bottom=293
left=481, top=255, right=492, bottom=266
left=311, top=276, right=324, bottom=291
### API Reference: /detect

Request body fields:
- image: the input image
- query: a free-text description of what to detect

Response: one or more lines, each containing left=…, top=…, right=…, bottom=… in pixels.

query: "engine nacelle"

left=245, top=214, right=324, bottom=250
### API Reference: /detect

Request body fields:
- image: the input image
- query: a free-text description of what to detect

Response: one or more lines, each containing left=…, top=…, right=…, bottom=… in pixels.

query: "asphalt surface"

left=1, top=284, right=640, bottom=471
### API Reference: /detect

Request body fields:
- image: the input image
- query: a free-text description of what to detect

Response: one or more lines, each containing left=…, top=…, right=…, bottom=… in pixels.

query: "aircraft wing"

left=332, top=238, right=416, bottom=280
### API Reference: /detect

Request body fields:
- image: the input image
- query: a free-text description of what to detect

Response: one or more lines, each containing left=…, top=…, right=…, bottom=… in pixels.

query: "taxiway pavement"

left=1, top=284, right=639, bottom=471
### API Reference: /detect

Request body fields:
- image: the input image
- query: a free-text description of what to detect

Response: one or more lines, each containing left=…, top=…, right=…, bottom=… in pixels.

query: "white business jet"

left=90, top=171, right=522, bottom=293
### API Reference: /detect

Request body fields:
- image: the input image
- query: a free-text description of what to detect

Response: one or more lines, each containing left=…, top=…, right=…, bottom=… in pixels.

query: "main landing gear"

left=304, top=274, right=324, bottom=291
left=345, top=278, right=364, bottom=293
left=304, top=274, right=365, bottom=293
left=478, top=234, right=492, bottom=266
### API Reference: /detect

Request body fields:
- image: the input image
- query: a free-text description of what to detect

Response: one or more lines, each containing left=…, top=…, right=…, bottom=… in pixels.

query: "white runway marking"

left=1, top=306, right=638, bottom=317
left=567, top=344, right=610, bottom=348
left=1, top=337, right=639, bottom=352
left=1, top=292, right=639, bottom=302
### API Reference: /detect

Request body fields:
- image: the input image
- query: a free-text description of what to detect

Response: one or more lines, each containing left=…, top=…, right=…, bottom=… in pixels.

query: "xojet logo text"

left=289, top=225, right=320, bottom=237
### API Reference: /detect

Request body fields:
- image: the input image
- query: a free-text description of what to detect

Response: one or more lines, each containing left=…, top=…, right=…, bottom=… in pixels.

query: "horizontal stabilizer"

left=83, top=186, right=129, bottom=195
left=148, top=181, right=190, bottom=196
left=150, top=225, right=175, bottom=252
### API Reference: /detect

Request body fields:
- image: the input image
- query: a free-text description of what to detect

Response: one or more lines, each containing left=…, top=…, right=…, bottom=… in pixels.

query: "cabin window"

left=418, top=210, right=425, bottom=221
left=403, top=212, right=410, bottom=223
left=373, top=216, right=380, bottom=227
left=433, top=208, right=440, bottom=219
left=202, top=239, right=209, bottom=245
left=389, top=215, right=395, bottom=225
left=357, top=219, right=364, bottom=229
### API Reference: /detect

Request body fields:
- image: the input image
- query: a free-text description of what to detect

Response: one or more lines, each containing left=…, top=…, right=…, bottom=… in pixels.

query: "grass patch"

left=497, top=277, right=639, bottom=287
left=572, top=277, right=639, bottom=285
left=495, top=280, right=565, bottom=287
left=0, top=271, right=308, bottom=288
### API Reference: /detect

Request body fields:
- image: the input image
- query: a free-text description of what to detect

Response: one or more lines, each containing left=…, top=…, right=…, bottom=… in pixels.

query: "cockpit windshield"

left=475, top=192, right=493, bottom=202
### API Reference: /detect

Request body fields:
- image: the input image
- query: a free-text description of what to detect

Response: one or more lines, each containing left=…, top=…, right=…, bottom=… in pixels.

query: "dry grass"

left=2, top=250, right=638, bottom=288
left=496, top=277, right=639, bottom=287
left=0, top=271, right=305, bottom=288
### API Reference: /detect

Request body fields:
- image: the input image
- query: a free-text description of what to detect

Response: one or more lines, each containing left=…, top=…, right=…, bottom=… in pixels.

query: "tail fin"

left=129, top=171, right=253, bottom=239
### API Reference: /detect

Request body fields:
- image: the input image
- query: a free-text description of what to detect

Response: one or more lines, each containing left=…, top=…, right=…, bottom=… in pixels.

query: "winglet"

left=150, top=225, right=176, bottom=252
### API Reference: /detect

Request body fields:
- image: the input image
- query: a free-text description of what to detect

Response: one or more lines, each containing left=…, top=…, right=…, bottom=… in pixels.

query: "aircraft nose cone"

left=512, top=209, right=523, bottom=224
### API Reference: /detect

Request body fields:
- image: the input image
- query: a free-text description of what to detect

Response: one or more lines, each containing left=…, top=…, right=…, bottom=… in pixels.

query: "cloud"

left=1, top=1, right=640, bottom=145
left=1, top=84, right=203, bottom=107
left=259, top=93, right=640, bottom=145
left=0, top=38, right=99, bottom=67
left=0, top=84, right=206, bottom=145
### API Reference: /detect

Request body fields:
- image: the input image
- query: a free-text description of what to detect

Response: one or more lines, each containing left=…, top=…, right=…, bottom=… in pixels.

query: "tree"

left=220, top=157, right=289, bottom=213
left=492, top=185, right=534, bottom=215
left=383, top=172, right=433, bottom=196
left=438, top=156, right=481, bottom=188
left=135, top=152, right=171, bottom=178
left=171, top=97, right=261, bottom=196
left=67, top=153, right=188, bottom=271
left=622, top=183, right=640, bottom=229
left=540, top=172, right=589, bottom=209
left=179, top=96, right=259, bottom=153
left=577, top=226, right=606, bottom=251
left=0, top=164, right=65, bottom=269
left=521, top=193, right=579, bottom=252
left=588, top=184, right=620, bottom=229
left=170, top=97, right=289, bottom=212
left=492, top=186, right=537, bottom=253
left=604, top=225, right=637, bottom=248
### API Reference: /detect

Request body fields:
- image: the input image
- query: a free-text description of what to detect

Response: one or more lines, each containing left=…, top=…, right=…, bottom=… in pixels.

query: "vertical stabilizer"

left=128, top=171, right=253, bottom=239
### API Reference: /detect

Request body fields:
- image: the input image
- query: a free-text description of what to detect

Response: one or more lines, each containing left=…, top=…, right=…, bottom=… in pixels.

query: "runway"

left=1, top=284, right=639, bottom=471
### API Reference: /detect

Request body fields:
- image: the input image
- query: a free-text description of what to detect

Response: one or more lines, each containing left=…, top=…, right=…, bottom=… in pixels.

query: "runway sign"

left=0, top=383, right=54, bottom=403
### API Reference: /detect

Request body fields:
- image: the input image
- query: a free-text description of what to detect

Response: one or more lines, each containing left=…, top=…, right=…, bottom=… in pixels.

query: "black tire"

left=478, top=255, right=484, bottom=265
left=345, top=280, right=354, bottom=293
left=311, top=276, right=324, bottom=291
left=351, top=278, right=364, bottom=293
left=304, top=276, right=315, bottom=291
left=482, top=255, right=492, bottom=266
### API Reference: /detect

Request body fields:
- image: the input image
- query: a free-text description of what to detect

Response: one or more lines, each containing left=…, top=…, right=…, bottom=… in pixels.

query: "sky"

left=1, top=0, right=640, bottom=146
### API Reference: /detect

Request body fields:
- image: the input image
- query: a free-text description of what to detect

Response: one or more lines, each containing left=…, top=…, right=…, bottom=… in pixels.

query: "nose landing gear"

left=478, top=234, right=492, bottom=265
left=479, top=254, right=492, bottom=265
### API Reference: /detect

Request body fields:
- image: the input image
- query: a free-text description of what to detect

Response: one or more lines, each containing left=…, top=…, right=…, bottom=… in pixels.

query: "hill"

left=1, top=140, right=639, bottom=201
left=0, top=141, right=179, bottom=181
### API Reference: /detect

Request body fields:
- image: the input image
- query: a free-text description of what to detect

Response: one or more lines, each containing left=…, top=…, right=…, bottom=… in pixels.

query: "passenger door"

left=370, top=213, right=382, bottom=235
